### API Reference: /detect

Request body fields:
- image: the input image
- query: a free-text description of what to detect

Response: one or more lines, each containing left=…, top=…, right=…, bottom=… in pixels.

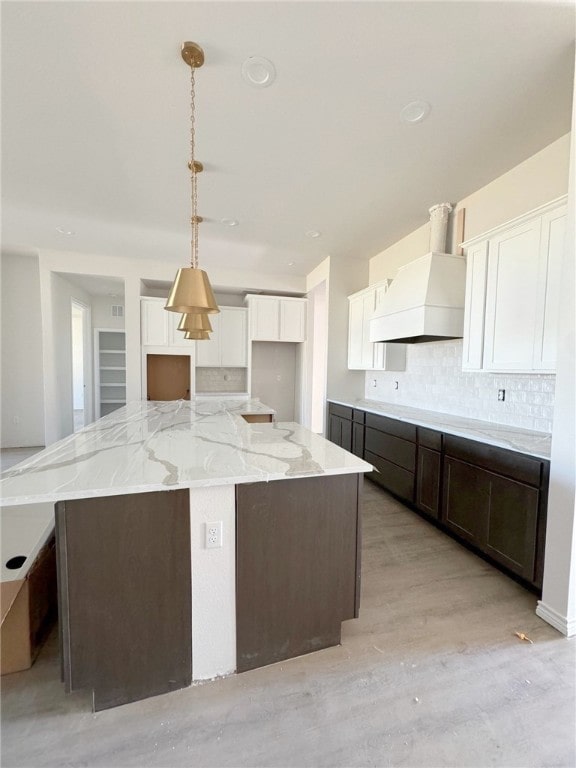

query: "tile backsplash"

left=365, top=340, right=555, bottom=433
left=195, top=368, right=248, bottom=394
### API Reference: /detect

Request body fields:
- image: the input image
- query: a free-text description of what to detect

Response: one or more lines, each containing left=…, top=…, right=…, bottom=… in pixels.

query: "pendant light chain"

left=190, top=66, right=199, bottom=269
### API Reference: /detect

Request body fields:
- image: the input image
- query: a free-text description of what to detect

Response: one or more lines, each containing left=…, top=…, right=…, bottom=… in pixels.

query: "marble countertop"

left=0, top=398, right=371, bottom=507
left=329, top=398, right=552, bottom=460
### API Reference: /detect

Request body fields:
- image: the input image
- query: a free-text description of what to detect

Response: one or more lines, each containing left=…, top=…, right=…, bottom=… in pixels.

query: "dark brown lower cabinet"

left=236, top=473, right=362, bottom=673
left=444, top=457, right=539, bottom=583
left=415, top=446, right=442, bottom=519
left=55, top=490, right=192, bottom=711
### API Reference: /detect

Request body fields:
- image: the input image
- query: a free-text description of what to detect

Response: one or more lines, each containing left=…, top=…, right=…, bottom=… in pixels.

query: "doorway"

left=71, top=301, right=90, bottom=431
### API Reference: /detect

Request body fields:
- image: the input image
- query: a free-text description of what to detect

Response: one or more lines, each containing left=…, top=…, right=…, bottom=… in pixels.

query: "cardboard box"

left=1, top=536, right=57, bottom=675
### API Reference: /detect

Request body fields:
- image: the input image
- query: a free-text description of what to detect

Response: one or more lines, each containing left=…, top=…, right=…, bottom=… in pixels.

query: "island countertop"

left=0, top=398, right=372, bottom=507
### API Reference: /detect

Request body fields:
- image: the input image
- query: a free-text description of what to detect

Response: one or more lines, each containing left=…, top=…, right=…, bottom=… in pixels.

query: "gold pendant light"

left=165, top=42, right=219, bottom=318
left=184, top=330, right=211, bottom=340
left=177, top=313, right=213, bottom=333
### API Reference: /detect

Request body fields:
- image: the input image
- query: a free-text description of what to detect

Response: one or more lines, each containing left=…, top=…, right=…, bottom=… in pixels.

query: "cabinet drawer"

left=443, top=435, right=543, bottom=487
left=329, top=403, right=353, bottom=421
left=352, top=409, right=365, bottom=424
left=418, top=427, right=442, bottom=451
left=365, top=413, right=416, bottom=442
left=365, top=428, right=416, bottom=472
left=365, top=451, right=415, bottom=503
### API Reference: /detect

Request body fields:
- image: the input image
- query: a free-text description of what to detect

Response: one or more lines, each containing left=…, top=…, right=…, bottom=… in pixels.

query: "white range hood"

left=369, top=251, right=467, bottom=344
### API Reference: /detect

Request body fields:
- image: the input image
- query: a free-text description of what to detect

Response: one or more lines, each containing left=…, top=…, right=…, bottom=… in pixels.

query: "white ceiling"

left=2, top=1, right=574, bottom=278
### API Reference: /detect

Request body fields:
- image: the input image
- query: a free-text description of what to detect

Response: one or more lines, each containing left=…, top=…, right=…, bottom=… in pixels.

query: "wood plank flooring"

left=1, top=481, right=574, bottom=767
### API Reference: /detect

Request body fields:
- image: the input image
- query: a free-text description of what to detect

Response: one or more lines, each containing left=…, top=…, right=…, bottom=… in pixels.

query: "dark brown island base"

left=328, top=402, right=549, bottom=592
left=55, top=473, right=363, bottom=711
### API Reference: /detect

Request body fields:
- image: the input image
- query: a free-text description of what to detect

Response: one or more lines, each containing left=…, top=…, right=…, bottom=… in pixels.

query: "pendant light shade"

left=165, top=41, right=219, bottom=323
left=184, top=329, right=211, bottom=340
left=177, top=311, right=213, bottom=332
left=166, top=268, right=219, bottom=314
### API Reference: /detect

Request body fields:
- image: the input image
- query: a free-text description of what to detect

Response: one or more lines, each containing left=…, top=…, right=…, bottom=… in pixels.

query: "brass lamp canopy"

left=166, top=268, right=219, bottom=314
left=165, top=40, right=220, bottom=317
left=184, top=329, right=211, bottom=340
left=177, top=312, right=213, bottom=332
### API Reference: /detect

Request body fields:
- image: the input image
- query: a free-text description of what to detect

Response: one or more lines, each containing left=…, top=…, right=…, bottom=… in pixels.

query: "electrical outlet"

left=205, top=521, right=223, bottom=549
left=371, top=379, right=377, bottom=387
left=394, top=381, right=399, bottom=390
left=498, top=389, right=506, bottom=402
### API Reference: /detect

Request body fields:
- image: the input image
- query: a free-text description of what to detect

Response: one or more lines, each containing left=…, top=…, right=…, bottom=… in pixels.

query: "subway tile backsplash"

left=364, top=340, right=554, bottom=433
left=195, top=367, right=248, bottom=394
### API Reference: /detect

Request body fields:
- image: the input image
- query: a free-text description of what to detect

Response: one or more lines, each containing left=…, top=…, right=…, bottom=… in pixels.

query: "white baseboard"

left=536, top=601, right=576, bottom=637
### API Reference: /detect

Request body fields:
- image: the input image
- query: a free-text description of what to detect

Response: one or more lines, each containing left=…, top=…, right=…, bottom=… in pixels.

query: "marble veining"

left=0, top=399, right=371, bottom=507
left=330, top=398, right=552, bottom=459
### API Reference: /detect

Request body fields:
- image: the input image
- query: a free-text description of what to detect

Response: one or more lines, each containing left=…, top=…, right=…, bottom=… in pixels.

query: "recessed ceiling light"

left=221, top=218, right=239, bottom=227
left=242, top=56, right=276, bottom=88
left=56, top=225, right=75, bottom=236
left=306, top=230, right=322, bottom=239
left=288, top=262, right=295, bottom=267
left=400, top=101, right=431, bottom=124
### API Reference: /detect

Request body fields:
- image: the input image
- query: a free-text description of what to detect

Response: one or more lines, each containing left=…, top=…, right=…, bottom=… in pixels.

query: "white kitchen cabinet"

left=347, top=282, right=406, bottom=371
left=462, top=196, right=566, bottom=373
left=141, top=297, right=192, bottom=349
left=533, top=206, right=566, bottom=370
left=196, top=307, right=248, bottom=367
left=245, top=295, right=307, bottom=342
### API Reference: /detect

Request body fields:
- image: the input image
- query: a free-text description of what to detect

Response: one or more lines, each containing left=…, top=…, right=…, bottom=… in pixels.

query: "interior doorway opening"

left=71, top=301, right=89, bottom=432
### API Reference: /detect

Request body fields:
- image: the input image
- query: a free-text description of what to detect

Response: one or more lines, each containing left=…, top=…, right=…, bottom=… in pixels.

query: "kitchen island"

left=0, top=398, right=371, bottom=710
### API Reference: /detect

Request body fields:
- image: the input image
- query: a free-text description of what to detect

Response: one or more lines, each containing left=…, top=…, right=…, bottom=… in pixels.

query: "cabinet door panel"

left=280, top=300, right=306, bottom=342
left=141, top=299, right=169, bottom=346
left=340, top=417, right=353, bottom=452
left=416, top=447, right=441, bottom=519
left=533, top=207, right=566, bottom=370
left=55, top=490, right=191, bottom=710
left=236, top=475, right=360, bottom=672
left=195, top=314, right=221, bottom=367
left=220, top=309, right=247, bottom=367
left=347, top=296, right=365, bottom=369
left=328, top=414, right=342, bottom=446
left=483, top=220, right=541, bottom=370
left=485, top=474, right=539, bottom=580
left=443, top=458, right=489, bottom=545
left=462, top=241, right=488, bottom=370
left=167, top=311, right=192, bottom=349
left=352, top=422, right=364, bottom=458
left=251, top=298, right=279, bottom=341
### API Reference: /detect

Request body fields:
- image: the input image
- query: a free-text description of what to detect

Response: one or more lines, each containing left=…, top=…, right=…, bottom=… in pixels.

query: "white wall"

left=0, top=251, right=45, bottom=447
left=366, top=340, right=555, bottom=432
left=91, top=295, right=125, bottom=329
left=537, top=67, right=576, bottom=636
left=325, top=255, right=369, bottom=404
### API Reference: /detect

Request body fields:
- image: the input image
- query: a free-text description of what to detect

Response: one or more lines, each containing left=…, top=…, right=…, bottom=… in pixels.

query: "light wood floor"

left=2, top=481, right=574, bottom=767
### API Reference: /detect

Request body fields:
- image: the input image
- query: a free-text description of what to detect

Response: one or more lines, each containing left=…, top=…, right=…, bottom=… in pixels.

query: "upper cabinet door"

left=141, top=298, right=169, bottom=346
left=483, top=219, right=542, bottom=371
left=347, top=294, right=368, bottom=369
left=196, top=313, right=222, bottom=367
left=167, top=310, right=193, bottom=349
left=279, top=299, right=306, bottom=342
left=220, top=308, right=248, bottom=367
left=462, top=240, right=489, bottom=371
left=250, top=298, right=279, bottom=341
left=533, top=205, right=566, bottom=371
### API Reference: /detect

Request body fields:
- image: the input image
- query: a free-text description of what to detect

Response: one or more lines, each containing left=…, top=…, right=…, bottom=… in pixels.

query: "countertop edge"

left=327, top=399, right=551, bottom=460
